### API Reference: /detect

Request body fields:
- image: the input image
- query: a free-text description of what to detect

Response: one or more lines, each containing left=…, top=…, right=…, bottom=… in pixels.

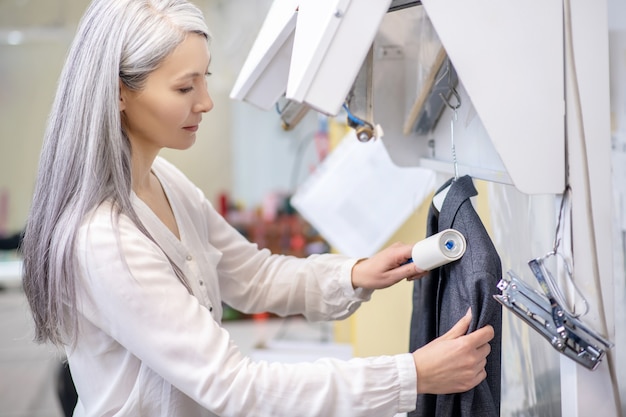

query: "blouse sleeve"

left=199, top=196, right=374, bottom=321
left=75, top=208, right=417, bottom=417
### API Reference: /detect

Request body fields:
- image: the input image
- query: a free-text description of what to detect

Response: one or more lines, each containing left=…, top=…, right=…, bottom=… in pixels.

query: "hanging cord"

left=541, top=186, right=589, bottom=318
left=342, top=102, right=372, bottom=129
left=563, top=0, right=621, bottom=411
left=342, top=101, right=375, bottom=142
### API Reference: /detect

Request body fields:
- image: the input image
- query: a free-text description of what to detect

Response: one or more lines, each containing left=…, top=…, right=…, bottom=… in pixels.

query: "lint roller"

left=409, top=229, right=466, bottom=270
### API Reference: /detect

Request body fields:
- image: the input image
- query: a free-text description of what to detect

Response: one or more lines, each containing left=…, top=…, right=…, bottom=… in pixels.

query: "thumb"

left=441, top=308, right=472, bottom=340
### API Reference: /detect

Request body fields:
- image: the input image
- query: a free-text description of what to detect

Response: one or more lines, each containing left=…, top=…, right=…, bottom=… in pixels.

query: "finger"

left=465, top=325, right=495, bottom=347
left=473, top=368, right=487, bottom=386
left=406, top=265, right=427, bottom=280
left=386, top=242, right=412, bottom=265
left=385, top=262, right=422, bottom=283
left=440, top=308, right=472, bottom=340
left=476, top=342, right=491, bottom=359
left=402, top=263, right=424, bottom=278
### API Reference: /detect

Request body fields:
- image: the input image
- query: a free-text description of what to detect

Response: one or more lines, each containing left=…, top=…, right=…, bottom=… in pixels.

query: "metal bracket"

left=388, top=0, right=422, bottom=13
left=494, top=269, right=613, bottom=371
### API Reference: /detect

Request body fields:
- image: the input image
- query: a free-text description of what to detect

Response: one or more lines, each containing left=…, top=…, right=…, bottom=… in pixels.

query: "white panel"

left=229, top=0, right=298, bottom=110
left=286, top=0, right=392, bottom=116
left=562, top=1, right=619, bottom=416
left=420, top=0, right=565, bottom=194
left=487, top=182, right=562, bottom=417
left=610, top=28, right=626, bottom=417
left=374, top=7, right=511, bottom=187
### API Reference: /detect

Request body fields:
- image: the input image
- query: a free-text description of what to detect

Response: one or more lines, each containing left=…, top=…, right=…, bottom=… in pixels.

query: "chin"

left=173, top=136, right=197, bottom=151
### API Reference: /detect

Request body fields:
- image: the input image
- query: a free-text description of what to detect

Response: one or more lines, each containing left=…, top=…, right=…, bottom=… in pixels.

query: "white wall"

left=0, top=2, right=225, bottom=232
left=609, top=3, right=626, bottom=412
left=0, top=0, right=323, bottom=233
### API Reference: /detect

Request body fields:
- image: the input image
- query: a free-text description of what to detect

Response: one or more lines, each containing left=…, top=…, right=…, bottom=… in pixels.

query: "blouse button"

left=209, top=306, right=213, bottom=312
left=199, top=280, right=204, bottom=286
left=186, top=255, right=193, bottom=261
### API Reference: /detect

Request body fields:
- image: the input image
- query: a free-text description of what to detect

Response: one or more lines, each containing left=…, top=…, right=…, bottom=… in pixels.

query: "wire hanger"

left=534, top=185, right=588, bottom=318
left=433, top=58, right=461, bottom=211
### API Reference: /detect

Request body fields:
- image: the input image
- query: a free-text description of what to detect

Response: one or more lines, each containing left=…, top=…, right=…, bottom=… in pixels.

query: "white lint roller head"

left=411, top=229, right=466, bottom=270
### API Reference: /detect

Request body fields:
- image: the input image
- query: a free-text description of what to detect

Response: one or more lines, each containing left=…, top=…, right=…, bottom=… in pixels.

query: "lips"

left=183, top=125, right=199, bottom=132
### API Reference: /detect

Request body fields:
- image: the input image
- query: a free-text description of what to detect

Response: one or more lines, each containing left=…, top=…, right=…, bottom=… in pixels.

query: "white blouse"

left=69, top=157, right=417, bottom=417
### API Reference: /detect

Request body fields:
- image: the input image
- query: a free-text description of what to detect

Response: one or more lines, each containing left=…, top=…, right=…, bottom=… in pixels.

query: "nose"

left=195, top=88, right=214, bottom=113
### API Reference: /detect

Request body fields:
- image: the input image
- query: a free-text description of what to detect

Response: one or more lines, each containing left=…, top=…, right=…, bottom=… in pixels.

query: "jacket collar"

left=437, top=175, right=478, bottom=230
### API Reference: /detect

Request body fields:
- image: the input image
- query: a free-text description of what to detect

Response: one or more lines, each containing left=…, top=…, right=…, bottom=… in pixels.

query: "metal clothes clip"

left=494, top=260, right=613, bottom=371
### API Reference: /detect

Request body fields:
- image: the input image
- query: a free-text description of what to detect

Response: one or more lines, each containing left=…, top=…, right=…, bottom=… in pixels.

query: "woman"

left=21, top=1, right=494, bottom=416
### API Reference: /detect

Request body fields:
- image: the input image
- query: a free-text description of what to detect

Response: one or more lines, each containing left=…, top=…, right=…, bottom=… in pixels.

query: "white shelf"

left=0, top=259, right=22, bottom=288
left=419, top=158, right=512, bottom=185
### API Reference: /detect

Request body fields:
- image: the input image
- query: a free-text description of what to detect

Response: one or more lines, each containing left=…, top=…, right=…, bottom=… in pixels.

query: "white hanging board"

left=229, top=0, right=299, bottom=111
left=286, top=0, right=392, bottom=116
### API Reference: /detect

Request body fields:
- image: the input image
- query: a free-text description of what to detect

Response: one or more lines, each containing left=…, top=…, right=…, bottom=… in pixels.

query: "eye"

left=179, top=87, right=193, bottom=94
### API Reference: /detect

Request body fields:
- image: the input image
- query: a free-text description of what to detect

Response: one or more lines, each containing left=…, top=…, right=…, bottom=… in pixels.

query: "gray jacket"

left=409, top=175, right=502, bottom=417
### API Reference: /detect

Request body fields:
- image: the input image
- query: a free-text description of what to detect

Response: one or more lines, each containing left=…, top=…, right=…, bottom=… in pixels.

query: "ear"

left=119, top=80, right=127, bottom=112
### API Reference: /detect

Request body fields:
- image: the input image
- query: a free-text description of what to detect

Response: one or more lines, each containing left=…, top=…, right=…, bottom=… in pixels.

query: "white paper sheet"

left=291, top=133, right=435, bottom=258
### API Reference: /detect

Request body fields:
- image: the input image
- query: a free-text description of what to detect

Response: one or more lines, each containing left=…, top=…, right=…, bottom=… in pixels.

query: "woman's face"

left=120, top=33, right=213, bottom=154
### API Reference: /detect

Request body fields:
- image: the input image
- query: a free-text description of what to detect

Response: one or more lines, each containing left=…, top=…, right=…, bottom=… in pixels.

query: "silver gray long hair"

left=21, top=0, right=210, bottom=347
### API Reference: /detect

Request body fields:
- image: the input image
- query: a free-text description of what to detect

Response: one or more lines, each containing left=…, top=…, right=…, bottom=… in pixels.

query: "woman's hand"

left=412, top=309, right=494, bottom=394
left=351, top=242, right=426, bottom=290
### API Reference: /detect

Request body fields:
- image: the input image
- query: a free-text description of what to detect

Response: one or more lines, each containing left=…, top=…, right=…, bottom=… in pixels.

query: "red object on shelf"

left=252, top=312, right=270, bottom=321
left=218, top=192, right=228, bottom=217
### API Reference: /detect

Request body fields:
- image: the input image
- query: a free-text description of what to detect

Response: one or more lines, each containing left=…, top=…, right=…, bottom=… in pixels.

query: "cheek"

left=148, top=96, right=188, bottom=127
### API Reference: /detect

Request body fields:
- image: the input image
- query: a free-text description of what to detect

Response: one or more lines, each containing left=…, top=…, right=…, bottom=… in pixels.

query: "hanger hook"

left=439, top=87, right=461, bottom=111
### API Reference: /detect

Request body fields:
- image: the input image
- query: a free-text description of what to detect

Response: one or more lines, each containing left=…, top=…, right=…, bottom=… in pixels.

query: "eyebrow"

left=175, top=72, right=205, bottom=82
